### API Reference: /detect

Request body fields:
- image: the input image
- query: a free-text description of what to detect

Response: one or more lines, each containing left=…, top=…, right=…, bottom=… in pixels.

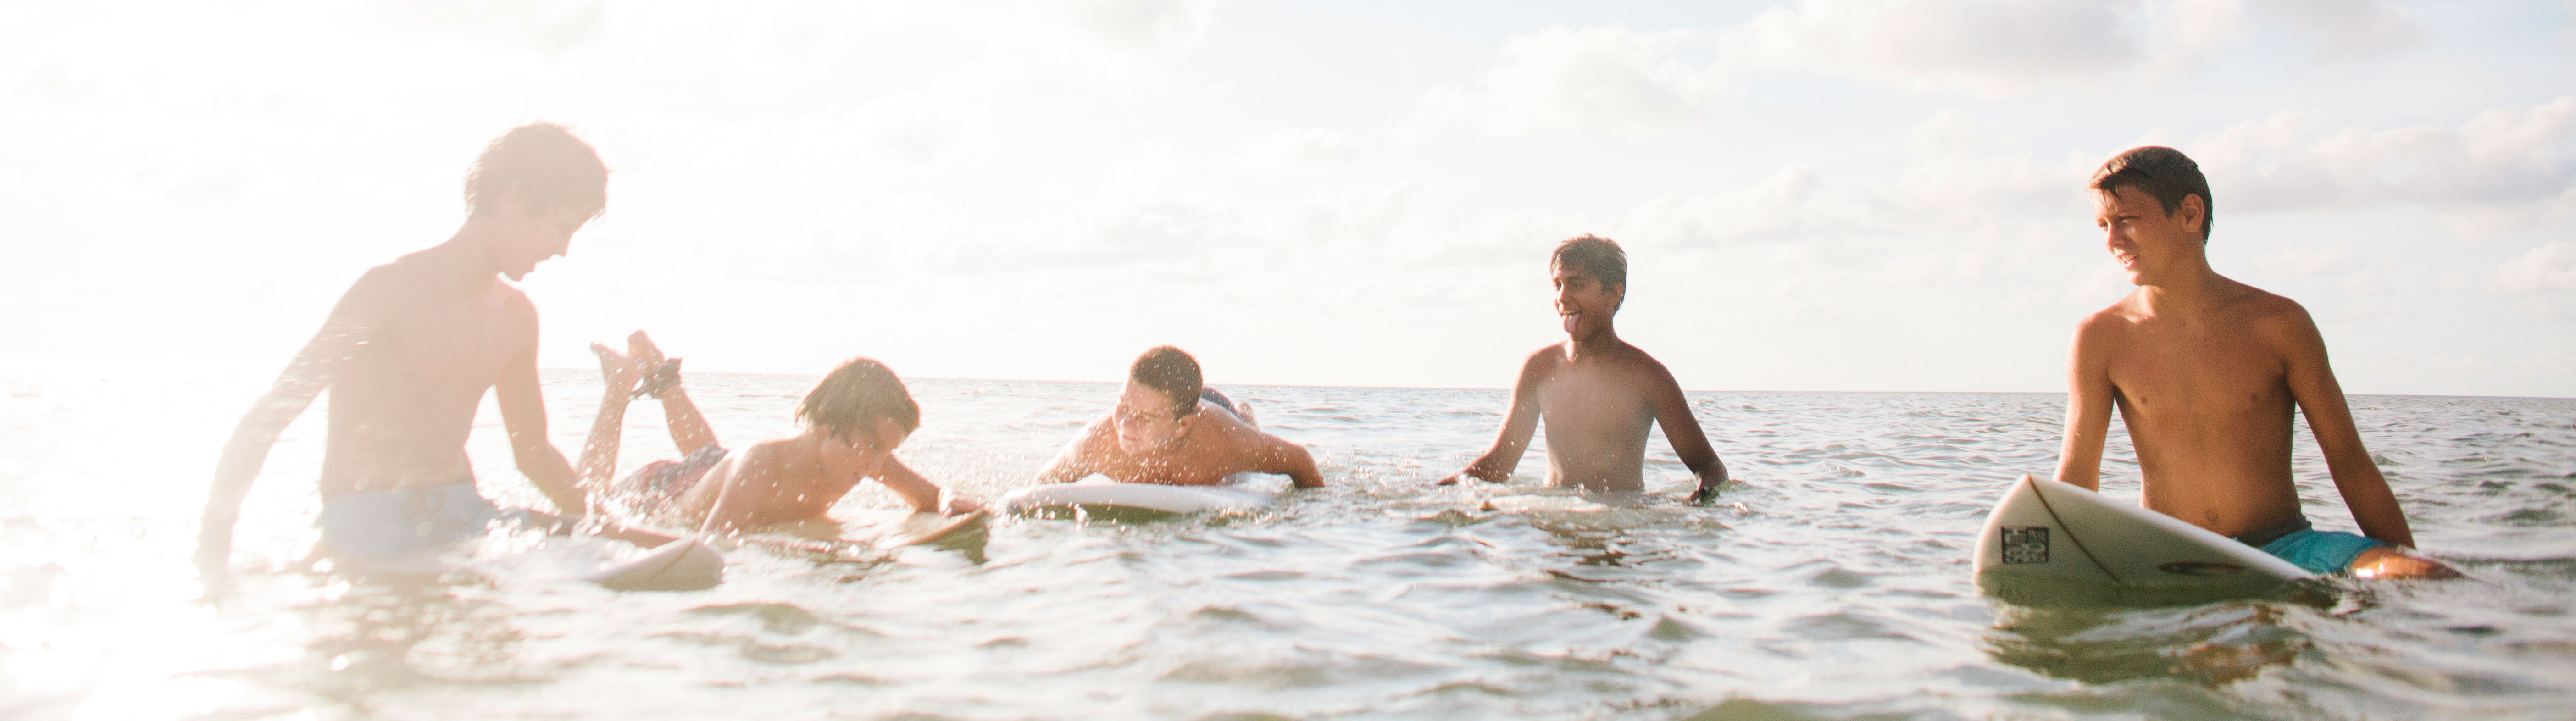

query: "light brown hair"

left=2090, top=146, right=2214, bottom=242
left=799, top=357, right=921, bottom=439
left=465, top=122, right=608, bottom=220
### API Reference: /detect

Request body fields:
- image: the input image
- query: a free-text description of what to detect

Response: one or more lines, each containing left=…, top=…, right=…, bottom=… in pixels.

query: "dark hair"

left=1551, top=234, right=1627, bottom=309
left=798, top=357, right=920, bottom=439
left=465, top=122, right=608, bottom=220
left=2090, top=146, right=2213, bottom=242
left=1128, top=345, right=1204, bottom=420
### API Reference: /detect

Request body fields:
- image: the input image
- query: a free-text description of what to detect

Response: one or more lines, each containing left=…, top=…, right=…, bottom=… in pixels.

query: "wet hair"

left=1551, top=234, right=1627, bottom=309
left=798, top=357, right=920, bottom=440
left=464, top=122, right=608, bottom=220
left=2090, top=146, right=2213, bottom=242
left=1129, top=345, right=1204, bottom=420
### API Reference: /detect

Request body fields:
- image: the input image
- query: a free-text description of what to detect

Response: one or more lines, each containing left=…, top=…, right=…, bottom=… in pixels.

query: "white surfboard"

left=998, top=472, right=1288, bottom=515
left=584, top=536, right=725, bottom=592
left=1975, top=474, right=2310, bottom=593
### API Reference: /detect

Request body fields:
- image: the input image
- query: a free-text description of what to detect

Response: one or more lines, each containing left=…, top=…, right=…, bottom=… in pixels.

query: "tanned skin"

left=1439, top=263, right=1730, bottom=499
left=1037, top=383, right=1323, bottom=488
left=197, top=192, right=596, bottom=576
left=576, top=332, right=978, bottom=540
left=2055, top=185, right=2452, bottom=579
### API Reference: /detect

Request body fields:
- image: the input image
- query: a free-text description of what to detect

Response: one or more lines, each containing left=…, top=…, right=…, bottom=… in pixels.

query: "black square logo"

left=2000, top=527, right=2049, bottom=565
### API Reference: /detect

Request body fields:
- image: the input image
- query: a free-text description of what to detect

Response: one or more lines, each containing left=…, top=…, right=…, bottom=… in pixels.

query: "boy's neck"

left=420, top=216, right=508, bottom=288
left=2134, top=254, right=2226, bottom=316
left=1566, top=324, right=1622, bottom=360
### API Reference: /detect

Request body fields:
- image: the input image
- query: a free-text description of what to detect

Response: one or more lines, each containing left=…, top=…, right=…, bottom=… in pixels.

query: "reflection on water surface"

left=1, top=361, right=2571, bottom=719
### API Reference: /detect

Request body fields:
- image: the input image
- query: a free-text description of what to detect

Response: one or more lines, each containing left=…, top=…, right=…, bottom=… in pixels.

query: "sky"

left=2, top=0, right=2572, bottom=395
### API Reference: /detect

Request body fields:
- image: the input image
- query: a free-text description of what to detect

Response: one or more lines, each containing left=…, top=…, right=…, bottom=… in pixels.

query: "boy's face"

left=820, top=417, right=910, bottom=480
left=2093, top=185, right=2204, bottom=286
left=1113, top=382, right=1190, bottom=455
left=1552, top=264, right=1622, bottom=341
left=492, top=193, right=600, bottom=281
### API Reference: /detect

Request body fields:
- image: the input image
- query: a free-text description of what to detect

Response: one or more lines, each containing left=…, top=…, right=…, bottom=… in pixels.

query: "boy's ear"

left=2180, top=194, right=2207, bottom=238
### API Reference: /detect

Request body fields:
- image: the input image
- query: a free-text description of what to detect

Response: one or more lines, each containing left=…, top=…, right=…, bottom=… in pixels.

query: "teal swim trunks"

left=2236, top=516, right=2386, bottom=575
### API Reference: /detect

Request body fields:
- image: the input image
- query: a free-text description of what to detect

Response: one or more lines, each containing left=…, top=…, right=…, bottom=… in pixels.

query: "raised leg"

left=627, top=331, right=720, bottom=458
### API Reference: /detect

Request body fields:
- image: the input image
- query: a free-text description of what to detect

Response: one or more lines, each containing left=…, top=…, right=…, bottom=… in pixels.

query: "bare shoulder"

left=2232, top=283, right=2315, bottom=328
left=1614, top=341, right=1682, bottom=386
left=2075, top=297, right=2138, bottom=336
left=1522, top=343, right=1569, bottom=370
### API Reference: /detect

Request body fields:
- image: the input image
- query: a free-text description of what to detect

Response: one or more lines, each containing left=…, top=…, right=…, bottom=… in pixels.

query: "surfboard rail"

left=997, top=473, right=1288, bottom=516
left=1974, top=474, right=2310, bottom=595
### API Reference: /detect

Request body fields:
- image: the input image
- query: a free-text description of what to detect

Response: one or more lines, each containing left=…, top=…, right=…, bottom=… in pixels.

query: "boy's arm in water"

left=1034, top=419, right=1110, bottom=484
left=1249, top=429, right=1325, bottom=488
left=2266, top=305, right=2416, bottom=548
left=493, top=298, right=584, bottom=515
left=874, top=457, right=983, bottom=515
left=197, top=272, right=383, bottom=573
left=1641, top=360, right=1730, bottom=502
left=2052, top=312, right=2121, bottom=491
left=1439, top=349, right=1550, bottom=485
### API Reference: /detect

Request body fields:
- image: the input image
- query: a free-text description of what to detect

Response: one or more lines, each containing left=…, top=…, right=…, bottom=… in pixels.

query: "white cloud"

left=2250, top=0, right=2424, bottom=61
left=2338, top=261, right=2396, bottom=296
left=1061, top=0, right=1221, bottom=50
left=2493, top=241, right=2576, bottom=294
left=1230, top=128, right=1355, bottom=173
left=2252, top=244, right=2350, bottom=276
left=1438, top=25, right=1727, bottom=136
left=2182, top=96, right=2576, bottom=230
left=1718, top=0, right=2246, bottom=96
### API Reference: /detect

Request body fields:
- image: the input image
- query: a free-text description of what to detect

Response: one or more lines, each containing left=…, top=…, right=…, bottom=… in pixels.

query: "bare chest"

left=2104, top=321, right=2292, bottom=422
left=342, top=285, right=528, bottom=404
left=1536, top=364, right=1654, bottom=435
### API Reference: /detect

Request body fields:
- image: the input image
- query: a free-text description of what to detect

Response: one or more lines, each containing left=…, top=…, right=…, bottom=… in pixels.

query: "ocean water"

left=2, top=357, right=2572, bottom=720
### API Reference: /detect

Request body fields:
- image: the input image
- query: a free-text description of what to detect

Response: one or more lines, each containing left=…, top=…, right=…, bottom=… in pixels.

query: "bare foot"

left=2350, top=546, right=2461, bottom=579
left=593, top=342, right=647, bottom=393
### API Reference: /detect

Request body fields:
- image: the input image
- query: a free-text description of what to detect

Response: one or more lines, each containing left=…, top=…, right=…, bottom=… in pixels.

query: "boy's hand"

left=1435, top=468, right=1487, bottom=485
left=1688, top=479, right=1741, bottom=505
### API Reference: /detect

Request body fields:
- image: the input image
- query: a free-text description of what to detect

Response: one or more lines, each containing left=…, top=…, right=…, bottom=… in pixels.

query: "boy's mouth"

left=1561, top=311, right=1582, bottom=333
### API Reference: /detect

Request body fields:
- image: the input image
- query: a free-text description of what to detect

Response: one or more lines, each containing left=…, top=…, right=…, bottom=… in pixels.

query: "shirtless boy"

left=576, top=332, right=979, bottom=538
left=1036, top=346, right=1323, bottom=488
left=1439, top=235, right=1732, bottom=501
left=198, top=123, right=606, bottom=574
left=2055, top=146, right=2451, bottom=579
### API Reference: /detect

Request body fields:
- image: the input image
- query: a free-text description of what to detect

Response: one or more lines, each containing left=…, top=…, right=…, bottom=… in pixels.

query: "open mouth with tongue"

left=1561, top=310, right=1582, bottom=334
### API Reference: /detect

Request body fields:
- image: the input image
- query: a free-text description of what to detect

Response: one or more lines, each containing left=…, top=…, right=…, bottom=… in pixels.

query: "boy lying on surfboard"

left=577, top=333, right=982, bottom=547
left=1035, top=346, right=1323, bottom=488
left=198, top=124, right=608, bottom=577
left=2054, top=147, right=2453, bottom=579
left=1439, top=235, right=1734, bottom=502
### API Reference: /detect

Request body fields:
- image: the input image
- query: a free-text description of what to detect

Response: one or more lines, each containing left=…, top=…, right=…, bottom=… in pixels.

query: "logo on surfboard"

left=2155, top=561, right=2248, bottom=577
left=1999, top=527, right=2048, bottom=564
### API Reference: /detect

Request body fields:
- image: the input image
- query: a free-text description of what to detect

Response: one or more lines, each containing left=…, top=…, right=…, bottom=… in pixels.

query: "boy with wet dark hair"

left=575, top=333, right=977, bottom=535
left=1036, top=345, right=1322, bottom=488
left=1441, top=234, right=1733, bottom=501
left=2054, top=145, right=2451, bottom=578
left=198, top=123, right=608, bottom=574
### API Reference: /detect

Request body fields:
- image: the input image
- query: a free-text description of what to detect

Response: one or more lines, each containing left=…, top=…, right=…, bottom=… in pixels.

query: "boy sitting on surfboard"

left=1035, top=346, right=1323, bottom=488
left=580, top=333, right=982, bottom=541
left=198, top=124, right=607, bottom=575
left=2054, top=146, right=2452, bottom=579
left=1439, top=235, right=1733, bottom=501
